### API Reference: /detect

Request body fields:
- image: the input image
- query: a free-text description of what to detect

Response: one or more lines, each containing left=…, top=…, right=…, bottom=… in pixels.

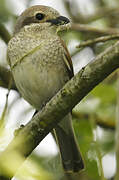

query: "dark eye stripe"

left=22, top=16, right=35, bottom=26
left=17, top=13, right=45, bottom=32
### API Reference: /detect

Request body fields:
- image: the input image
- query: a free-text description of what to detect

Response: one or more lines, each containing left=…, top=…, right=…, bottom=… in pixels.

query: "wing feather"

left=60, top=38, right=74, bottom=78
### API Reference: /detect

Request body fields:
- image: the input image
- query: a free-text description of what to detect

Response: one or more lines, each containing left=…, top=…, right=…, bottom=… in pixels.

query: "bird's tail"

left=54, top=113, right=84, bottom=172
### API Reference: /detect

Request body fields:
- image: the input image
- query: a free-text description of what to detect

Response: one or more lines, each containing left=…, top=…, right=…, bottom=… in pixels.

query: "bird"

left=7, top=5, right=84, bottom=172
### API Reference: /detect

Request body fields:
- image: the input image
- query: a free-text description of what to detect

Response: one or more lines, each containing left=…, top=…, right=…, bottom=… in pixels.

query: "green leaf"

left=73, top=118, right=103, bottom=180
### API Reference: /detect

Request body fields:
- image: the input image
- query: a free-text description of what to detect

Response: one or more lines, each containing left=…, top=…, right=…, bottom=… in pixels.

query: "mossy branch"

left=1, top=40, right=119, bottom=179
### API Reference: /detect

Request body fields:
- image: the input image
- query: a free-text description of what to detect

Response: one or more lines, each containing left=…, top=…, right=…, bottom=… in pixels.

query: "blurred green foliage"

left=0, top=0, right=11, bottom=22
left=1, top=0, right=119, bottom=180
left=74, top=118, right=101, bottom=180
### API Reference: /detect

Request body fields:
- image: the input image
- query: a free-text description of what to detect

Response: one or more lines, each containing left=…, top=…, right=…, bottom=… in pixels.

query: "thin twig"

left=76, top=34, right=119, bottom=48
left=71, top=23, right=119, bottom=36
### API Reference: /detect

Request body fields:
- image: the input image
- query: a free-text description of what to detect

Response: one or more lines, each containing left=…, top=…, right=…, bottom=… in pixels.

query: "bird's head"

left=14, top=5, right=70, bottom=34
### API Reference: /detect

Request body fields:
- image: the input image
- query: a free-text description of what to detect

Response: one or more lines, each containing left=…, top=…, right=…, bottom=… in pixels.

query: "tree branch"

left=64, top=0, right=119, bottom=24
left=1, top=40, right=119, bottom=178
left=73, top=111, right=115, bottom=130
left=76, top=34, right=119, bottom=49
left=71, top=23, right=119, bottom=36
left=77, top=7, right=119, bottom=24
left=0, top=176, right=10, bottom=180
left=0, top=23, right=11, bottom=44
left=0, top=66, right=16, bottom=90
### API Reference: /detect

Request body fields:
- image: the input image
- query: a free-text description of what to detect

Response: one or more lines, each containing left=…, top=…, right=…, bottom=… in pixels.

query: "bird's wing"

left=60, top=38, right=74, bottom=78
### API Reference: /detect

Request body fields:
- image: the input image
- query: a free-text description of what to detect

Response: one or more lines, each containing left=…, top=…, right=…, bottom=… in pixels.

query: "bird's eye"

left=35, top=13, right=45, bottom=20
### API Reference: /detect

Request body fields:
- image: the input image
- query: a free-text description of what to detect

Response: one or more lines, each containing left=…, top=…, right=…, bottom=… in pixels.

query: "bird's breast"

left=8, top=31, right=69, bottom=109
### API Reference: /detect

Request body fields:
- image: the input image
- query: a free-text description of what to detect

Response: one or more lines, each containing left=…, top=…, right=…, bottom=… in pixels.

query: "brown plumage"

left=7, top=5, right=84, bottom=172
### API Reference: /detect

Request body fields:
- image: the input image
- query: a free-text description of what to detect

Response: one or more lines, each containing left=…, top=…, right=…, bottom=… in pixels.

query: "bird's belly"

left=12, top=51, right=69, bottom=110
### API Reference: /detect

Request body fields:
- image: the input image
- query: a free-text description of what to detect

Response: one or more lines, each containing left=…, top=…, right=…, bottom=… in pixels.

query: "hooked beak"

left=47, top=16, right=70, bottom=25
